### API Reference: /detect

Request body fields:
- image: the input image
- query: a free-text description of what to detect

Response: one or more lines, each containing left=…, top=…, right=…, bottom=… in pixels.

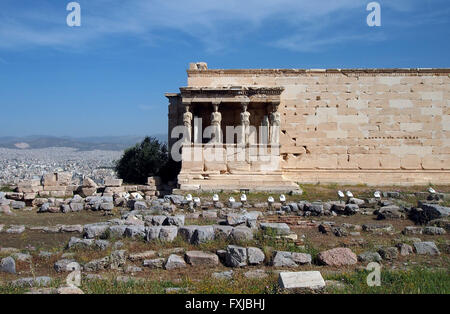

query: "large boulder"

left=164, top=215, right=185, bottom=227
left=159, top=226, right=178, bottom=242
left=164, top=254, right=187, bottom=270
left=272, top=251, right=297, bottom=267
left=423, top=226, right=446, bottom=235
left=109, top=250, right=127, bottom=269
left=0, top=256, right=16, bottom=274
left=133, top=201, right=148, bottom=211
left=108, top=225, right=128, bottom=238
left=164, top=195, right=184, bottom=205
left=410, top=203, right=450, bottom=224
left=143, top=258, right=165, bottom=268
left=6, top=225, right=25, bottom=234
left=272, top=251, right=312, bottom=267
left=378, top=247, right=399, bottom=260
left=413, top=241, right=440, bottom=255
left=344, top=204, right=359, bottom=215
left=145, top=226, right=162, bottom=241
left=229, top=226, right=253, bottom=242
left=247, top=247, right=265, bottom=265
left=54, top=259, right=80, bottom=273
left=225, top=245, right=247, bottom=268
left=226, top=213, right=247, bottom=226
left=83, top=223, right=109, bottom=239
left=213, top=225, right=233, bottom=239
left=11, top=201, right=26, bottom=210
left=12, top=276, right=52, bottom=288
left=260, top=223, right=290, bottom=235
left=124, top=225, right=146, bottom=239
left=357, top=251, right=382, bottom=263
left=402, top=226, right=423, bottom=235
left=191, top=226, right=214, bottom=245
left=317, top=248, right=357, bottom=266
left=377, top=205, right=404, bottom=220
left=83, top=257, right=110, bottom=272
left=178, top=225, right=197, bottom=243
left=396, top=243, right=413, bottom=256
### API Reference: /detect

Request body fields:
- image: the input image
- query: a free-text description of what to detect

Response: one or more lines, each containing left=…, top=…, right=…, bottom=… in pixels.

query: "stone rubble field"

left=1, top=177, right=449, bottom=294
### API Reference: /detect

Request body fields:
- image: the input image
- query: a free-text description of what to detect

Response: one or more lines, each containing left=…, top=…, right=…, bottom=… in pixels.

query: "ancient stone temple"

left=166, top=62, right=450, bottom=191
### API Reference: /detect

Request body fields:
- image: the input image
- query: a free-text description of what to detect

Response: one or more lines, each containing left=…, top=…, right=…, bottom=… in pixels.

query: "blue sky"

left=0, top=0, right=448, bottom=137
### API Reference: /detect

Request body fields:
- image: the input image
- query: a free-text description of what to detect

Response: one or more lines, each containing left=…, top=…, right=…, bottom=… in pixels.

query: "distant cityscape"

left=0, top=135, right=166, bottom=185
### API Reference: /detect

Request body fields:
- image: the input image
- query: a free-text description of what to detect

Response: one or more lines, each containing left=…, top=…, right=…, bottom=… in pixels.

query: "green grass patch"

left=0, top=185, right=14, bottom=192
left=325, top=267, right=450, bottom=294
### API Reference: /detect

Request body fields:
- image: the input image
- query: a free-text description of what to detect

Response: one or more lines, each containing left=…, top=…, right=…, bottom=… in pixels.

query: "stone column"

left=210, top=101, right=222, bottom=143
left=183, top=104, right=193, bottom=143
left=240, top=102, right=250, bottom=145
left=270, top=102, right=281, bottom=145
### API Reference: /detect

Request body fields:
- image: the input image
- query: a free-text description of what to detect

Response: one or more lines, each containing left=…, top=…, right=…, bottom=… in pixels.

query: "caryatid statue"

left=240, top=102, right=250, bottom=145
left=183, top=105, right=193, bottom=143
left=261, top=115, right=270, bottom=144
left=210, top=102, right=222, bottom=143
left=270, top=103, right=281, bottom=145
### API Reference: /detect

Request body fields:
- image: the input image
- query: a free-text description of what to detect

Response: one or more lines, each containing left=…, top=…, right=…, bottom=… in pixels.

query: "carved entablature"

left=179, top=86, right=284, bottom=104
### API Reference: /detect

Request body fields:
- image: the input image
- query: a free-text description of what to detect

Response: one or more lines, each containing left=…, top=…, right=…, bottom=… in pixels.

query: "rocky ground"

left=0, top=184, right=449, bottom=294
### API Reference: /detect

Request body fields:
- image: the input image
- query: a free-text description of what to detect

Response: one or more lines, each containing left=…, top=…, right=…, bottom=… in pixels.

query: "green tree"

left=115, top=136, right=179, bottom=184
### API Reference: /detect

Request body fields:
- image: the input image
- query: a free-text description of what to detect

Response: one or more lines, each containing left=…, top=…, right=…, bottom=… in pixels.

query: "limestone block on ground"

left=225, top=245, right=247, bottom=268
left=11, top=201, right=26, bottom=210
left=12, top=276, right=52, bottom=288
left=159, top=226, right=178, bottom=242
left=83, top=223, right=109, bottom=239
left=317, top=248, right=357, bottom=266
left=357, top=251, right=382, bottom=262
left=124, top=225, right=146, bottom=239
left=185, top=251, right=219, bottom=267
left=6, top=225, right=25, bottom=234
left=128, top=251, right=156, bottom=261
left=145, top=226, right=162, bottom=241
left=54, top=259, right=80, bottom=273
left=191, top=226, right=214, bottom=245
left=423, top=226, right=446, bottom=235
left=213, top=225, right=233, bottom=239
left=164, top=254, right=187, bottom=270
left=229, top=226, right=253, bottom=242
left=272, top=251, right=311, bottom=267
left=178, top=225, right=198, bottom=242
left=247, top=247, right=265, bottom=265
left=244, top=269, right=268, bottom=279
left=378, top=247, right=399, bottom=260
left=164, top=215, right=185, bottom=227
left=413, top=241, right=440, bottom=255
left=396, top=243, right=413, bottom=256
left=104, top=178, right=123, bottom=187
left=0, top=256, right=16, bottom=274
left=143, top=258, right=165, bottom=268
left=278, top=271, right=326, bottom=290
left=402, top=226, right=423, bottom=235
left=42, top=173, right=57, bottom=186
left=260, top=222, right=290, bottom=235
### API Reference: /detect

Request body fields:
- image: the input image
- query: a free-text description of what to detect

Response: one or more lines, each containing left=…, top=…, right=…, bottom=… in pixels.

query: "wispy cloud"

left=138, top=104, right=155, bottom=111
left=0, top=0, right=445, bottom=52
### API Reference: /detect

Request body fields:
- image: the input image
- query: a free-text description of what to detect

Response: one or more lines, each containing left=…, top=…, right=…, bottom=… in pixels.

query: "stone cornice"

left=179, top=86, right=284, bottom=104
left=187, top=68, right=450, bottom=77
